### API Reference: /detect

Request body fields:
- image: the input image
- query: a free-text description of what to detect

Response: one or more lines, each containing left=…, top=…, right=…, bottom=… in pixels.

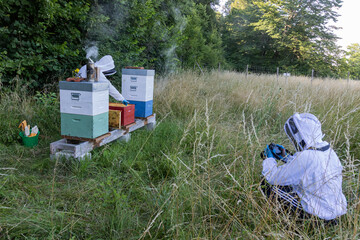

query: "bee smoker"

left=95, top=67, right=100, bottom=82
left=87, top=58, right=96, bottom=82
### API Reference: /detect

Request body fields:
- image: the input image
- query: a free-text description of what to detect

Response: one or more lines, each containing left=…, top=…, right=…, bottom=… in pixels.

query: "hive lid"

left=59, top=81, right=109, bottom=92
left=122, top=69, right=155, bottom=76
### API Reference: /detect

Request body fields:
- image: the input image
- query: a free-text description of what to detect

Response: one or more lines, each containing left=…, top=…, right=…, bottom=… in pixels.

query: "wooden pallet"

left=61, top=132, right=112, bottom=143
left=50, top=114, right=156, bottom=160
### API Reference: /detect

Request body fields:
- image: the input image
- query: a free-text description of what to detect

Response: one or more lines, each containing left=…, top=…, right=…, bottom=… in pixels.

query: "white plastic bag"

left=31, top=126, right=39, bottom=135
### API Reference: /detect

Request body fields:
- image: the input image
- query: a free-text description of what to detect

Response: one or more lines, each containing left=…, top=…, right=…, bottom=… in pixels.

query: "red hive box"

left=109, top=103, right=135, bottom=126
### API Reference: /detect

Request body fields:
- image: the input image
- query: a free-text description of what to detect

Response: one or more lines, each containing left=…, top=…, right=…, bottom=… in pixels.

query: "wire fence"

left=244, top=65, right=353, bottom=82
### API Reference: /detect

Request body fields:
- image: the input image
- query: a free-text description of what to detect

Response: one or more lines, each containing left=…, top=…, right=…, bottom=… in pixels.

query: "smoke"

left=83, top=2, right=130, bottom=62
left=164, top=45, right=179, bottom=73
left=85, top=44, right=99, bottom=60
left=163, top=7, right=187, bottom=73
left=173, top=7, right=186, bottom=32
left=86, top=2, right=129, bottom=43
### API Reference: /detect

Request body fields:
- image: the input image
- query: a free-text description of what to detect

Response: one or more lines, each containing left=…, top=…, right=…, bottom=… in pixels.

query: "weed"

left=1, top=71, right=360, bottom=238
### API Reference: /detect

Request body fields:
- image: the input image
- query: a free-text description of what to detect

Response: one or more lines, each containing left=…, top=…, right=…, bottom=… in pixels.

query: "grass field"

left=1, top=71, right=360, bottom=239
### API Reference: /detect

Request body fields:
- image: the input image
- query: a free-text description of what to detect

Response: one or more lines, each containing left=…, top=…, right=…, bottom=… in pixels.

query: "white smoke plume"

left=163, top=7, right=187, bottom=73
left=85, top=45, right=99, bottom=60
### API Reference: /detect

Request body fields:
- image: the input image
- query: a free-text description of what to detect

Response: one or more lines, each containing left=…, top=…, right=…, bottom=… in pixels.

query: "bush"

left=0, top=0, right=90, bottom=86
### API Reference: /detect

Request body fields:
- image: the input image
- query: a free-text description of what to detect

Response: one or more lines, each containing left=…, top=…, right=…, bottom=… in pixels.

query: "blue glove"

left=264, top=145, right=275, bottom=159
left=275, top=144, right=291, bottom=162
left=122, top=100, right=129, bottom=106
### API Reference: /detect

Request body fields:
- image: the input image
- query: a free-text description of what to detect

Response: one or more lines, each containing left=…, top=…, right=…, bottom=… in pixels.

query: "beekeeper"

left=79, top=55, right=129, bottom=105
left=261, top=113, right=347, bottom=221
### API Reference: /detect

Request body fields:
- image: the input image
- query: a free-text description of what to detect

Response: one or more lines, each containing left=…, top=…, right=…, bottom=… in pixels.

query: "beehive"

left=59, top=81, right=109, bottom=139
left=109, top=103, right=135, bottom=126
left=122, top=69, right=154, bottom=117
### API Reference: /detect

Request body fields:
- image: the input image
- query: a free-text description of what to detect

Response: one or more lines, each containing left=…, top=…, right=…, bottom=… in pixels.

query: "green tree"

left=344, top=43, right=360, bottom=80
left=87, top=0, right=224, bottom=75
left=0, top=0, right=90, bottom=86
left=178, top=3, right=224, bottom=69
left=252, top=0, right=342, bottom=75
left=221, top=0, right=277, bottom=71
left=222, top=0, right=343, bottom=76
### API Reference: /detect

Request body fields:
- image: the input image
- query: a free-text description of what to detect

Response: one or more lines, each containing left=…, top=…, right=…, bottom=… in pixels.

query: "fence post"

left=311, top=69, right=314, bottom=84
left=277, top=67, right=279, bottom=82
left=246, top=65, right=249, bottom=80
left=348, top=71, right=350, bottom=82
left=196, top=61, right=204, bottom=75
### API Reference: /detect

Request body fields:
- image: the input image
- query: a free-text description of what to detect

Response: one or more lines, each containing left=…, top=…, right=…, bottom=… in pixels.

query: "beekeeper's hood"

left=78, top=55, right=117, bottom=78
left=95, top=55, right=117, bottom=76
left=284, top=113, right=324, bottom=151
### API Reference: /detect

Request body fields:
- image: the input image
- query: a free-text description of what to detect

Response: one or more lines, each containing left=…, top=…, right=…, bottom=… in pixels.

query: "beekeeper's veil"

left=79, top=55, right=116, bottom=78
left=95, top=55, right=117, bottom=76
left=284, top=113, right=324, bottom=151
left=78, top=55, right=125, bottom=101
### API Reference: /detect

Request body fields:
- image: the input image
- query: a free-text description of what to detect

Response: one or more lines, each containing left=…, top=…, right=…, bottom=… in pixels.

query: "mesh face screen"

left=299, top=140, right=306, bottom=149
left=288, top=118, right=298, bottom=134
left=285, top=123, right=300, bottom=151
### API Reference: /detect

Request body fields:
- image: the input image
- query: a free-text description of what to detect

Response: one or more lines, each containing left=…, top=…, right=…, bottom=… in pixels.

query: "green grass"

left=1, top=71, right=360, bottom=239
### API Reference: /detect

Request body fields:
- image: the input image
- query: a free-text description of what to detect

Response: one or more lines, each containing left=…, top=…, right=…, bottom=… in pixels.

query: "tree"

left=178, top=3, right=224, bottom=69
left=252, top=0, right=342, bottom=75
left=0, top=0, right=226, bottom=86
left=87, top=0, right=225, bottom=76
left=221, top=0, right=277, bottom=71
left=344, top=43, right=360, bottom=80
left=0, top=0, right=90, bottom=86
left=222, top=0, right=343, bottom=76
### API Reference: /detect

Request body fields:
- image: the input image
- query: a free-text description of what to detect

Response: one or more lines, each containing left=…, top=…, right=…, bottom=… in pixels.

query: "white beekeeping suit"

left=262, top=113, right=347, bottom=220
left=78, top=55, right=125, bottom=101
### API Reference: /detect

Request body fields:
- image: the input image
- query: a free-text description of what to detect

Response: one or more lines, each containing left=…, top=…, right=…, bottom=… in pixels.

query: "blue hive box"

left=128, top=100, right=153, bottom=118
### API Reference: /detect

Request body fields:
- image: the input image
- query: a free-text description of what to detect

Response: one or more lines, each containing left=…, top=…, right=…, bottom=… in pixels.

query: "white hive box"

left=60, top=81, right=109, bottom=116
left=122, top=69, right=155, bottom=102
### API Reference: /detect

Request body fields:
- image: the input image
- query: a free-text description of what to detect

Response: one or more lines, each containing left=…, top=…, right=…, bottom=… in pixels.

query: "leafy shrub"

left=32, top=91, right=60, bottom=138
left=0, top=114, right=21, bottom=145
left=0, top=0, right=90, bottom=86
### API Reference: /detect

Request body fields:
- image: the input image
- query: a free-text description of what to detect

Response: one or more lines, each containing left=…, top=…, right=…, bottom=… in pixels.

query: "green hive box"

left=61, top=112, right=108, bottom=139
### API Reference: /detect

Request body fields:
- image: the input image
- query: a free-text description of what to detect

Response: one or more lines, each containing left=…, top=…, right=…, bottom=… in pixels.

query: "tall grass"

left=1, top=71, right=360, bottom=239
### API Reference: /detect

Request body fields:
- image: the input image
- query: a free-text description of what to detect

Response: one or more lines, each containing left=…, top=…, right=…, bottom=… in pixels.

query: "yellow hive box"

left=109, top=110, right=121, bottom=129
left=109, top=102, right=127, bottom=108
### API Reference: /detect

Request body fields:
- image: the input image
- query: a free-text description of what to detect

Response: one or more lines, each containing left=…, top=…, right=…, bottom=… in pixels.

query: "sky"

left=216, top=0, right=359, bottom=50
left=335, top=0, right=360, bottom=49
